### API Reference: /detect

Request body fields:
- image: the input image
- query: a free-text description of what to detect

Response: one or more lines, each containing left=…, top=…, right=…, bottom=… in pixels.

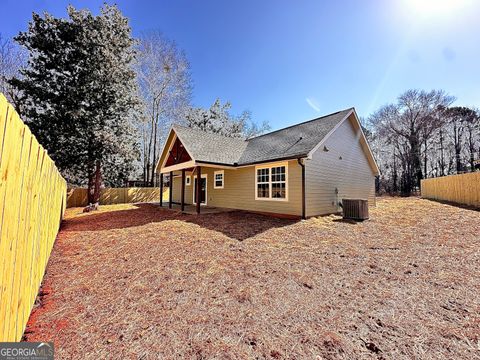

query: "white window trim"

left=192, top=174, right=208, bottom=206
left=254, top=162, right=288, bottom=201
left=214, top=170, right=224, bottom=189
left=186, top=175, right=191, bottom=186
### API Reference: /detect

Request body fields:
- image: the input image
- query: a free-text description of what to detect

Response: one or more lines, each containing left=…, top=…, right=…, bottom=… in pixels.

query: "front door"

left=193, top=177, right=207, bottom=205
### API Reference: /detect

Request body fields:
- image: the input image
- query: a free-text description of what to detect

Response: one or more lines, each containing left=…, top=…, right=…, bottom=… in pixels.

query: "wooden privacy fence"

left=421, top=172, right=480, bottom=207
left=0, top=94, right=66, bottom=341
left=67, top=187, right=167, bottom=208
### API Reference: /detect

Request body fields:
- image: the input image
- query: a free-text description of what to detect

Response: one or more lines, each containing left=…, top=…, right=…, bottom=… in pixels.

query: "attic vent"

left=342, top=199, right=369, bottom=221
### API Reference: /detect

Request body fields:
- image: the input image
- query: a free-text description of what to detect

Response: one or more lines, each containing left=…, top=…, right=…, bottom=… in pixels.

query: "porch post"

left=159, top=173, right=163, bottom=207
left=196, top=166, right=201, bottom=214
left=169, top=171, right=173, bottom=209
left=181, top=169, right=185, bottom=212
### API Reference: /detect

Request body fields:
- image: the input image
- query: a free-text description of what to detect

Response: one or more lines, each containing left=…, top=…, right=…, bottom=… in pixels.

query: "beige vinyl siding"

left=172, top=173, right=194, bottom=204
left=305, top=115, right=376, bottom=217
left=171, top=160, right=303, bottom=216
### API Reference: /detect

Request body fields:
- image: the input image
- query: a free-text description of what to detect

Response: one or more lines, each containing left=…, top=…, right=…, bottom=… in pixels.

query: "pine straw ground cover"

left=24, top=197, right=479, bottom=359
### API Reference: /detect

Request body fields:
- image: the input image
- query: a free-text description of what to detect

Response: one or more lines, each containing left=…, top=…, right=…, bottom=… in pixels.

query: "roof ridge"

left=172, top=123, right=248, bottom=142
left=246, top=107, right=354, bottom=141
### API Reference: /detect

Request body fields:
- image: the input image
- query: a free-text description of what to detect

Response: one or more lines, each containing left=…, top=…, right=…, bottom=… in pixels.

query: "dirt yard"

left=24, top=198, right=479, bottom=359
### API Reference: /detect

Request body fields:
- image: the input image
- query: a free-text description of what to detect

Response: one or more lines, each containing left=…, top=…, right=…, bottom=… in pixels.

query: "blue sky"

left=2, top=0, right=480, bottom=130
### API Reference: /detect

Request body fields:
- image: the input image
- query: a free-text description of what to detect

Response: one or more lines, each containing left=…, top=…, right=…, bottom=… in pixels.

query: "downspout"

left=297, top=158, right=306, bottom=220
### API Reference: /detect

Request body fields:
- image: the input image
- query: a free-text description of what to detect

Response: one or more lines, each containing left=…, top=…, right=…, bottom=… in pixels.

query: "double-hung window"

left=255, top=163, right=288, bottom=200
left=214, top=170, right=224, bottom=189
left=256, top=168, right=270, bottom=198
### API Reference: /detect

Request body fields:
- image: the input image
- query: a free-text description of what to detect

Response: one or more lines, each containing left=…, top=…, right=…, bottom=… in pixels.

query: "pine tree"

left=11, top=5, right=139, bottom=203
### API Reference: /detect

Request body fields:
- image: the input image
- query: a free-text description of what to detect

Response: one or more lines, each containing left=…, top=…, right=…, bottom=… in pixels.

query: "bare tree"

left=136, top=31, right=192, bottom=186
left=462, top=108, right=480, bottom=172
left=0, top=33, right=25, bottom=108
left=369, top=90, right=454, bottom=195
left=435, top=127, right=447, bottom=176
left=444, top=107, right=467, bottom=173
left=368, top=88, right=480, bottom=195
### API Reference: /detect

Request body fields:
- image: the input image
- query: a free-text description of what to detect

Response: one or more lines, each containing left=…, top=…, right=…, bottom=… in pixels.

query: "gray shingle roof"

left=238, top=108, right=352, bottom=164
left=172, top=108, right=352, bottom=166
left=172, top=125, right=248, bottom=164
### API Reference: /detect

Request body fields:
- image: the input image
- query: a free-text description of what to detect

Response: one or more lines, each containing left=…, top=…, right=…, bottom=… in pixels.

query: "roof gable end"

left=156, top=108, right=375, bottom=172
left=306, top=109, right=380, bottom=175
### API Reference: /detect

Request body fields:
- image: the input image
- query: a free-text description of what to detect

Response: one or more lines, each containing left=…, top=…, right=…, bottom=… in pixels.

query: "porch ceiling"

left=157, top=203, right=235, bottom=215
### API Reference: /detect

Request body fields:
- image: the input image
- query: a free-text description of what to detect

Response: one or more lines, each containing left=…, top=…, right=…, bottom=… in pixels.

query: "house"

left=155, top=107, right=379, bottom=219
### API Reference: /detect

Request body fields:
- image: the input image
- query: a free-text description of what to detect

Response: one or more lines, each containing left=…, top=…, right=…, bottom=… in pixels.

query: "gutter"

left=297, top=158, right=306, bottom=220
left=237, top=154, right=309, bottom=167
left=195, top=154, right=310, bottom=168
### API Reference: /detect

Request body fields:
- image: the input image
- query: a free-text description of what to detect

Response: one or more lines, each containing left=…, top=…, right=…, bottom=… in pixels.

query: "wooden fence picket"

left=421, top=172, right=480, bottom=207
left=0, top=91, right=167, bottom=341
left=0, top=94, right=66, bottom=341
left=67, top=187, right=167, bottom=208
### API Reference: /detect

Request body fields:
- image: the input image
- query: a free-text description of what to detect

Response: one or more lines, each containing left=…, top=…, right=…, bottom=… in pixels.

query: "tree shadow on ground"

left=184, top=210, right=298, bottom=241
left=423, top=198, right=479, bottom=212
left=61, top=203, right=297, bottom=241
left=61, top=204, right=177, bottom=232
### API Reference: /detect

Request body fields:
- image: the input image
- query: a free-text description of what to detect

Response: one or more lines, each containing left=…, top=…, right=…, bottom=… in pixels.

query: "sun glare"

left=405, top=0, right=472, bottom=17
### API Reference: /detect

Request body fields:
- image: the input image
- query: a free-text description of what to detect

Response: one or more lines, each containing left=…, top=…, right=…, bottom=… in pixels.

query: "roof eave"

left=194, top=154, right=310, bottom=168
left=236, top=154, right=309, bottom=167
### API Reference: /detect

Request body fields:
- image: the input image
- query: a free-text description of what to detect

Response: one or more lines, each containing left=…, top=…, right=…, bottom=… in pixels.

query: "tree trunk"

left=468, top=130, right=475, bottom=172
left=93, top=160, right=101, bottom=203
left=439, top=130, right=445, bottom=176
left=453, top=123, right=462, bottom=173
left=143, top=126, right=147, bottom=184
left=146, top=114, right=154, bottom=186
left=455, top=143, right=462, bottom=173
left=87, top=166, right=95, bottom=204
left=87, top=160, right=102, bottom=205
left=409, top=130, right=422, bottom=190
left=392, top=148, right=398, bottom=193
left=423, top=138, right=428, bottom=179
left=150, top=115, right=158, bottom=186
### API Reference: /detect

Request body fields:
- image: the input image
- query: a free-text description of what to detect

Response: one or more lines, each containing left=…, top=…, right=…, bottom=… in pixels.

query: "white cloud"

left=306, top=97, right=320, bottom=112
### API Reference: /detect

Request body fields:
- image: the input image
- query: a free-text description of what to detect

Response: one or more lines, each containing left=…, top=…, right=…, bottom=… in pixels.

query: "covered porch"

left=157, top=202, right=234, bottom=215
left=157, top=127, right=234, bottom=214
left=159, top=163, right=227, bottom=214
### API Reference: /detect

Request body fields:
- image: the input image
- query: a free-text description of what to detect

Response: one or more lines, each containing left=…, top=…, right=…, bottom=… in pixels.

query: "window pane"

left=257, top=168, right=269, bottom=183
left=257, top=183, right=269, bottom=198
left=271, top=166, right=285, bottom=182
left=214, top=172, right=223, bottom=187
left=272, top=183, right=286, bottom=198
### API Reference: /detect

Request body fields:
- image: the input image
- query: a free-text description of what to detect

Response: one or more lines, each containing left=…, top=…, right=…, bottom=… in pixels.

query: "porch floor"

left=157, top=203, right=236, bottom=215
